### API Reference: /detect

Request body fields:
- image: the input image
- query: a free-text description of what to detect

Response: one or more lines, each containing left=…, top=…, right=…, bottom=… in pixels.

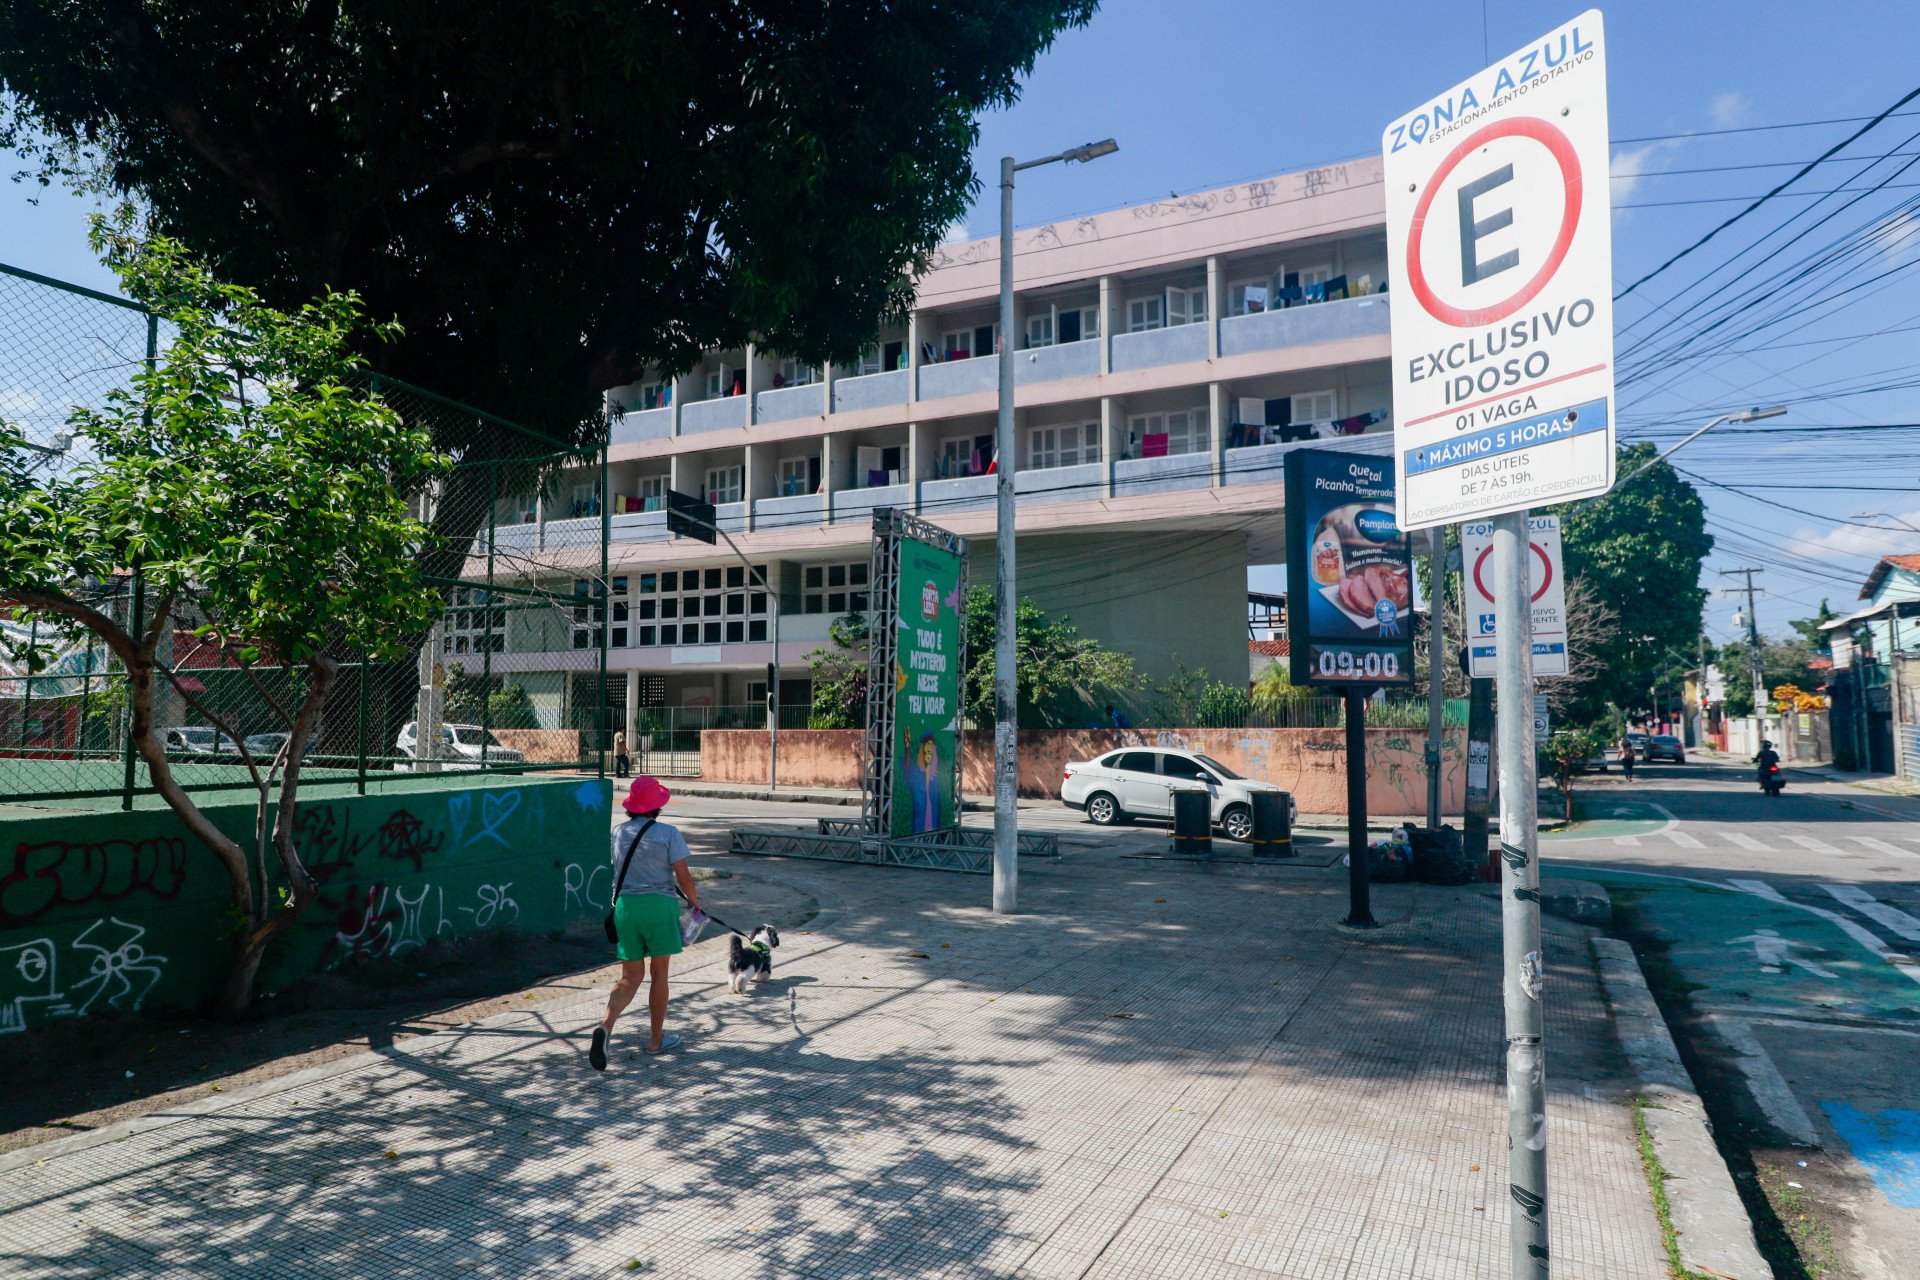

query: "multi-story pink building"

left=481, top=157, right=1396, bottom=734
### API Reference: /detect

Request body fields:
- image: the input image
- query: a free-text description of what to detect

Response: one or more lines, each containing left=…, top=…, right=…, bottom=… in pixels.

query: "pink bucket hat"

left=621, top=776, right=673, bottom=815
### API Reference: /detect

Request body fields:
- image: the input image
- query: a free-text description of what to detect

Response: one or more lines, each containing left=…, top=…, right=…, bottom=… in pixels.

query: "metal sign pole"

left=1425, top=524, right=1446, bottom=829
left=1343, top=686, right=1376, bottom=927
left=992, top=153, right=1019, bottom=914
left=1493, top=509, right=1547, bottom=1274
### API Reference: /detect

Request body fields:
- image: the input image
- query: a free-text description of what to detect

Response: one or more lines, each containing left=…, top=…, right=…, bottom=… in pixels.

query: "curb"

left=1591, top=936, right=1774, bottom=1280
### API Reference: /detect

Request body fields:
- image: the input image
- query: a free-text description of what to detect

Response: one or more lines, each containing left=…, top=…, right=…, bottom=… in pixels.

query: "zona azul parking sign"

left=1383, top=9, right=1615, bottom=530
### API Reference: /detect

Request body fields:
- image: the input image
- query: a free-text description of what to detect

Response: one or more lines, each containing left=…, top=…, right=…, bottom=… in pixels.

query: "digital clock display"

left=1309, top=644, right=1408, bottom=685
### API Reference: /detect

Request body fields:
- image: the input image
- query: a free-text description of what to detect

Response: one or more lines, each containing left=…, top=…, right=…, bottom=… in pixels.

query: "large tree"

left=0, top=1, right=1097, bottom=441
left=1547, top=442, right=1714, bottom=725
left=0, top=230, right=446, bottom=1015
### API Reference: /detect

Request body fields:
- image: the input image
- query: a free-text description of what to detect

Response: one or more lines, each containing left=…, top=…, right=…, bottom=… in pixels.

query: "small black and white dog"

left=727, top=924, right=780, bottom=994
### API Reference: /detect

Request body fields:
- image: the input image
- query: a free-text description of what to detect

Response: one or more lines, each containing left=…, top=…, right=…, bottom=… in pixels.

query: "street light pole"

left=1617, top=405, right=1786, bottom=487
left=994, top=138, right=1117, bottom=915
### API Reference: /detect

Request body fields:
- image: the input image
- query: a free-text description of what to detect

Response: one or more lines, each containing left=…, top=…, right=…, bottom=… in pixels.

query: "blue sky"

left=4, top=0, right=1916, bottom=650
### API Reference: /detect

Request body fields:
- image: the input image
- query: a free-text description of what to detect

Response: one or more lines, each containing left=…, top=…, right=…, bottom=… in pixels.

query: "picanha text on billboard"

left=1285, top=449, right=1414, bottom=688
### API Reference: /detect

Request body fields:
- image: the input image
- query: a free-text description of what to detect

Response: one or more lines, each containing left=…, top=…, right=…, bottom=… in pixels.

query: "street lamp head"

left=1063, top=138, right=1119, bottom=164
left=1729, top=405, right=1787, bottom=423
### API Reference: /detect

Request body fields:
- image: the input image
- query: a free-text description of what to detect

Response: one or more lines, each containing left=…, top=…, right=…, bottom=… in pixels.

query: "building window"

left=704, top=363, right=737, bottom=400
left=1167, top=286, right=1208, bottom=326
left=627, top=565, right=769, bottom=647
left=1128, top=408, right=1208, bottom=458
left=936, top=433, right=994, bottom=479
left=1025, top=313, right=1054, bottom=349
left=567, top=482, right=601, bottom=519
left=705, top=465, right=743, bottom=505
left=624, top=379, right=671, bottom=412
left=802, top=560, right=870, bottom=615
left=1292, top=390, right=1337, bottom=427
left=778, top=456, right=817, bottom=497
left=941, top=323, right=998, bottom=360
left=777, top=358, right=818, bottom=387
left=446, top=587, right=506, bottom=655
left=1029, top=422, right=1101, bottom=469
left=1126, top=296, right=1164, bottom=333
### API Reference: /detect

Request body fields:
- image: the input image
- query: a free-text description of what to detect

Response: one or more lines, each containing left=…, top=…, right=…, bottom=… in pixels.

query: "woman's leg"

left=603, top=959, right=648, bottom=1032
left=647, top=954, right=672, bottom=1050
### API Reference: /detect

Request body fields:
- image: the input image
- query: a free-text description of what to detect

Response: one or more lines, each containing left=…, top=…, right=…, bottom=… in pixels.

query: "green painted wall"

left=0, top=776, right=612, bottom=1032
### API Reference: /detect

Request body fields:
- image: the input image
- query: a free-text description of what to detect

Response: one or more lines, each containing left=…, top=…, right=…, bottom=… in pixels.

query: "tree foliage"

left=0, top=228, right=447, bottom=1015
left=443, top=666, right=539, bottom=731
left=1537, top=728, right=1600, bottom=821
left=0, top=1, right=1097, bottom=440
left=1548, top=443, right=1713, bottom=725
left=1716, top=633, right=1821, bottom=717
left=963, top=587, right=1145, bottom=726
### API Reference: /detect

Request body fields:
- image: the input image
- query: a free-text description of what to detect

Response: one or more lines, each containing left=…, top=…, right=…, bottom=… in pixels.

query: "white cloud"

left=1708, top=91, right=1751, bottom=129
left=1610, top=138, right=1684, bottom=217
left=1864, top=209, right=1920, bottom=264
left=0, top=385, right=43, bottom=417
left=1787, top=514, right=1920, bottom=560
left=940, top=218, right=973, bottom=244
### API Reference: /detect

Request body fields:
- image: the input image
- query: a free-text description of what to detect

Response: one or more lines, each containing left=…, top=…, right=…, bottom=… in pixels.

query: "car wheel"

left=1085, top=792, right=1123, bottom=826
left=1221, top=803, right=1254, bottom=842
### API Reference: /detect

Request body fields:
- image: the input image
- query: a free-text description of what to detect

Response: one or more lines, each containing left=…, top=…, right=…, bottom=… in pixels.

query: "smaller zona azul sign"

left=1383, top=10, right=1615, bottom=530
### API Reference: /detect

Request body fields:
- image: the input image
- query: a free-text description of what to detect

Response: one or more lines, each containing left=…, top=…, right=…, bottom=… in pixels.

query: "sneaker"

left=680, top=909, right=711, bottom=946
left=589, top=1026, right=608, bottom=1072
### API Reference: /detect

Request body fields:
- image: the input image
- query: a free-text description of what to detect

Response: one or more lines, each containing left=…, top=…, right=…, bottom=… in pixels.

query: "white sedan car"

left=395, top=721, right=526, bottom=766
left=1060, top=747, right=1297, bottom=840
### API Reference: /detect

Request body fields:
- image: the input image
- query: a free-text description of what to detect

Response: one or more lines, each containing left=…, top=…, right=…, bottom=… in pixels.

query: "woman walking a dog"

left=591, top=776, right=702, bottom=1069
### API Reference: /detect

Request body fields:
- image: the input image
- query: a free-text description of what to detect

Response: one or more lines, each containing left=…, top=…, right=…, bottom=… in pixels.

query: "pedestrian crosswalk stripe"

left=1849, top=835, right=1920, bottom=861
left=1665, top=830, right=1704, bottom=848
left=1723, top=831, right=1767, bottom=852
left=1730, top=878, right=1920, bottom=988
left=1784, top=834, right=1842, bottom=856
left=1823, top=884, right=1920, bottom=943
left=1612, top=835, right=1641, bottom=847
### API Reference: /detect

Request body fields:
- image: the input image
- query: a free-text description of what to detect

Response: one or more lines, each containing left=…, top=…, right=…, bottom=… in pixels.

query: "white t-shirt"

left=610, top=817, right=691, bottom=898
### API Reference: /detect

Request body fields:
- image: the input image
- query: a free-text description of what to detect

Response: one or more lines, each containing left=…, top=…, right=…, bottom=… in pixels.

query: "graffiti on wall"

left=0, top=779, right=607, bottom=1032
left=1, top=836, right=188, bottom=925
left=0, top=917, right=168, bottom=1033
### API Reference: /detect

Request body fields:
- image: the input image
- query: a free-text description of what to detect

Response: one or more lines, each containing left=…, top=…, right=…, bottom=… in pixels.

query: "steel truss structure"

left=729, top=823, right=1058, bottom=875
left=861, top=507, right=969, bottom=837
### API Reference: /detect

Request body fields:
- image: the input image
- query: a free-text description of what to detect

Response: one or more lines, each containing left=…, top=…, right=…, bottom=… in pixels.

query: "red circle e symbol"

left=1406, top=116, right=1583, bottom=328
left=1471, top=543, right=1554, bottom=604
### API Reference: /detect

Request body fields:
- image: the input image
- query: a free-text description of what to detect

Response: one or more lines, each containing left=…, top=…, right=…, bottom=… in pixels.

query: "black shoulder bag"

left=604, top=818, right=658, bottom=944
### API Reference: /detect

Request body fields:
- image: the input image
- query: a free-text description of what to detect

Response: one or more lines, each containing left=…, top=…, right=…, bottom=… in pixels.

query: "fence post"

left=598, top=440, right=610, bottom=780
left=481, top=459, right=499, bottom=768
left=121, top=570, right=144, bottom=811
left=20, top=616, right=36, bottom=753
left=355, top=659, right=370, bottom=795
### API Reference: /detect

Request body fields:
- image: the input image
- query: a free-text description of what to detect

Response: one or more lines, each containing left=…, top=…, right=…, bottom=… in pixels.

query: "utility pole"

left=1719, top=568, right=1766, bottom=748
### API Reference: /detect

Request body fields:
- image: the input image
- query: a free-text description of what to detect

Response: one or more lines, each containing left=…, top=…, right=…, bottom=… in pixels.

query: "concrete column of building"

left=623, top=669, right=639, bottom=745
left=1206, top=255, right=1224, bottom=360
left=744, top=440, right=772, bottom=532
left=668, top=453, right=684, bottom=500
left=670, top=374, right=689, bottom=437
left=822, top=362, right=837, bottom=418
left=1098, top=275, right=1117, bottom=375
left=821, top=433, right=839, bottom=524
left=743, top=342, right=758, bottom=426
left=908, top=421, right=927, bottom=513
left=907, top=313, right=924, bottom=402
left=1208, top=382, right=1229, bottom=486
left=1100, top=396, right=1120, bottom=499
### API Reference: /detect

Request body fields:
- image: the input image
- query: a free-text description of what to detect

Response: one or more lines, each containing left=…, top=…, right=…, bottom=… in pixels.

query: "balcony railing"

left=681, top=396, right=747, bottom=434
left=831, top=482, right=911, bottom=523
left=754, top=383, right=824, bottom=424
left=918, top=354, right=998, bottom=400
left=1110, top=322, right=1206, bottom=373
left=920, top=473, right=994, bottom=518
left=1014, top=460, right=1103, bottom=505
left=752, top=492, right=824, bottom=532
left=1218, top=295, right=1389, bottom=358
left=1113, top=451, right=1213, bottom=497
left=612, top=406, right=672, bottom=445
left=831, top=369, right=909, bottom=413
left=1014, top=338, right=1099, bottom=385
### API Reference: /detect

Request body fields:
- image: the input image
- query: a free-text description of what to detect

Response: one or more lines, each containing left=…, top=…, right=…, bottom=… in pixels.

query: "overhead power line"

left=1614, top=109, right=1920, bottom=146
left=1615, top=85, right=1920, bottom=300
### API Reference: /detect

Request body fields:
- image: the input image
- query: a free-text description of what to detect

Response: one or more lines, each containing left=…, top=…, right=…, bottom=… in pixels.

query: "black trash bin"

left=1171, top=786, right=1212, bottom=857
left=1410, top=824, right=1474, bottom=885
left=1249, top=790, right=1293, bottom=858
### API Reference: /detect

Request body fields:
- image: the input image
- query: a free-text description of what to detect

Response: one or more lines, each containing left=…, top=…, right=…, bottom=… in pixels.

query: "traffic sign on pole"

left=1463, top=514, right=1570, bottom=678
left=1383, top=9, right=1615, bottom=531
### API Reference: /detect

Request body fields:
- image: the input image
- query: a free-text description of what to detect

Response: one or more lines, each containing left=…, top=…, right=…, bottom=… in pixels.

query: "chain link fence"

left=0, top=261, right=614, bottom=807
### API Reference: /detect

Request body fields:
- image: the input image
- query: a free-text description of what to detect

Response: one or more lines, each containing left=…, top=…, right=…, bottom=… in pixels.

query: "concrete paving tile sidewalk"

left=0, top=844, right=1666, bottom=1278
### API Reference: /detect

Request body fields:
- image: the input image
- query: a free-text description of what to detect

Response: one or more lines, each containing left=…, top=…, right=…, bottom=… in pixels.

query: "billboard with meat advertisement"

left=1284, top=449, right=1415, bottom=688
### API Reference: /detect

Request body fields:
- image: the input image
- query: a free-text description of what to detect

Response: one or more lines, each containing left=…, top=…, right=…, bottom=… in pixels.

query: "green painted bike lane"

left=1541, top=798, right=1673, bottom=841
left=1552, top=865, right=1920, bottom=1023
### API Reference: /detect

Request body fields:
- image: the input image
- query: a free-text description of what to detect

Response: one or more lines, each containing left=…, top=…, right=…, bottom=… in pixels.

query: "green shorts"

left=613, top=893, right=683, bottom=962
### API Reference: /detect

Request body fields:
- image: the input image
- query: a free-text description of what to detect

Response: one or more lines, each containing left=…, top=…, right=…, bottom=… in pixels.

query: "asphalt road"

left=1544, top=753, right=1920, bottom=1280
